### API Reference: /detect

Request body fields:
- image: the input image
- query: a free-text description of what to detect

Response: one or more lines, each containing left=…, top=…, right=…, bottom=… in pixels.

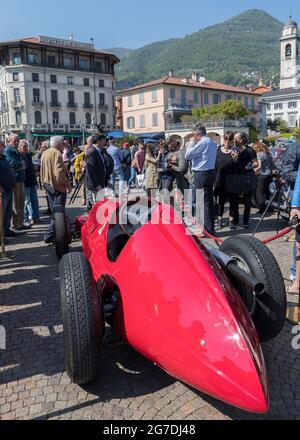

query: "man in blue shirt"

left=107, top=137, right=125, bottom=195
left=186, top=124, right=217, bottom=235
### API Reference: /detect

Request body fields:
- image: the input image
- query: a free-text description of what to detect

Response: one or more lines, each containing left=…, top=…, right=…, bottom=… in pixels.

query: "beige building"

left=120, top=73, right=264, bottom=142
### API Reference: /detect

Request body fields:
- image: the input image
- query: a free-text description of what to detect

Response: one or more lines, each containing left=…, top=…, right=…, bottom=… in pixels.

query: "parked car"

left=57, top=197, right=286, bottom=414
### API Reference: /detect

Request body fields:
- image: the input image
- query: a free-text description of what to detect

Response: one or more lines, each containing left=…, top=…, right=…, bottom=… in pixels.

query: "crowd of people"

left=0, top=126, right=278, bottom=245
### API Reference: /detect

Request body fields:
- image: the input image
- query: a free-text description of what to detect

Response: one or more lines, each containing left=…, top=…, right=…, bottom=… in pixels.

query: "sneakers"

left=15, top=224, right=31, bottom=231
left=5, top=229, right=17, bottom=237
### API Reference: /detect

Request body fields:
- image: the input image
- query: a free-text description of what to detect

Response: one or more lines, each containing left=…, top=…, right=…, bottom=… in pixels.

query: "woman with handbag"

left=144, top=143, right=161, bottom=198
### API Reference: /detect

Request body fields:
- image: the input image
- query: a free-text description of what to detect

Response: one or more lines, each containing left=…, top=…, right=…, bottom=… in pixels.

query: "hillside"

left=107, top=47, right=134, bottom=60
left=115, top=9, right=283, bottom=90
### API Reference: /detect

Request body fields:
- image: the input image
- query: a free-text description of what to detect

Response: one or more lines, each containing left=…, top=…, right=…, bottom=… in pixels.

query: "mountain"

left=115, top=9, right=283, bottom=90
left=107, top=47, right=134, bottom=60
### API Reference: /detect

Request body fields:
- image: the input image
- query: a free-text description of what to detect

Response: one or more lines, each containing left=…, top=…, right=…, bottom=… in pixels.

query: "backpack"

left=102, top=151, right=114, bottom=178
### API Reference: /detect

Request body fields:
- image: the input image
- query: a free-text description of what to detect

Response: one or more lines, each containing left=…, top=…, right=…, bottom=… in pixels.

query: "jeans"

left=24, top=186, right=40, bottom=222
left=2, top=190, right=12, bottom=235
left=111, top=168, right=126, bottom=195
left=128, top=167, right=137, bottom=187
left=194, top=170, right=216, bottom=234
left=44, top=184, right=67, bottom=242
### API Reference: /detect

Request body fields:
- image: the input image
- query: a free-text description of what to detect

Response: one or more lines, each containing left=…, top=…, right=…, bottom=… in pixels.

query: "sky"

left=1, top=0, right=299, bottom=49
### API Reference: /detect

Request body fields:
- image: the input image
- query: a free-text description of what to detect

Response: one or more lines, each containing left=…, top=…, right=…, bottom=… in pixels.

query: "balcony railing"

left=166, top=119, right=250, bottom=131
left=50, top=102, right=61, bottom=108
left=98, top=104, right=108, bottom=110
left=166, top=98, right=194, bottom=111
left=83, top=103, right=93, bottom=109
left=32, top=100, right=44, bottom=107
left=11, top=100, right=24, bottom=108
left=67, top=102, right=78, bottom=108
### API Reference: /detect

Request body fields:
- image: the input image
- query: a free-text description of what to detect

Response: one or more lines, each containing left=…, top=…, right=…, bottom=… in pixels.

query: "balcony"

left=98, top=104, right=108, bottom=110
left=50, top=102, right=61, bottom=108
left=32, top=100, right=44, bottom=107
left=67, top=102, right=78, bottom=109
left=166, top=98, right=194, bottom=112
left=83, top=103, right=93, bottom=109
left=11, top=100, right=24, bottom=108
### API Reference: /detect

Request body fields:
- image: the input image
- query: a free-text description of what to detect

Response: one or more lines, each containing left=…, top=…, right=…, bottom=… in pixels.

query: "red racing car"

left=57, top=197, right=286, bottom=414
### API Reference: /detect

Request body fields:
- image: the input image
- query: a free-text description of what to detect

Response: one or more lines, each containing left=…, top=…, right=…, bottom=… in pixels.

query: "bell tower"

left=280, top=17, right=300, bottom=89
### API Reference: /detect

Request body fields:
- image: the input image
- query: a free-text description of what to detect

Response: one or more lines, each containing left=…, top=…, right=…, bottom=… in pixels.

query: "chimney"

left=258, top=78, right=264, bottom=87
left=192, top=72, right=199, bottom=82
left=169, top=69, right=174, bottom=77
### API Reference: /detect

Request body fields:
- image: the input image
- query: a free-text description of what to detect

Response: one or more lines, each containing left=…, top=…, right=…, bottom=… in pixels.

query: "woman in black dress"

left=215, top=131, right=237, bottom=230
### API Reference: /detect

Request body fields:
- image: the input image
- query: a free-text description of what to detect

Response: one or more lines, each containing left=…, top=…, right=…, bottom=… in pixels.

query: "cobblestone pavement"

left=0, top=192, right=300, bottom=420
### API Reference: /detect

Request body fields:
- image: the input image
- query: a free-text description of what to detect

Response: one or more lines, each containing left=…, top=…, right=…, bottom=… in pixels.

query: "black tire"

left=59, top=252, right=105, bottom=384
left=220, top=235, right=286, bottom=342
left=54, top=206, right=70, bottom=260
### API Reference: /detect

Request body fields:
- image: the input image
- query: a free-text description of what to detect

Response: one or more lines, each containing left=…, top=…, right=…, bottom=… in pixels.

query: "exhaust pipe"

left=204, top=243, right=265, bottom=296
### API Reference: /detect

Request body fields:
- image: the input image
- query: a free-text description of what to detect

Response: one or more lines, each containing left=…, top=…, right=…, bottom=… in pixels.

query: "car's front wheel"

left=220, top=235, right=286, bottom=342
left=60, top=252, right=105, bottom=384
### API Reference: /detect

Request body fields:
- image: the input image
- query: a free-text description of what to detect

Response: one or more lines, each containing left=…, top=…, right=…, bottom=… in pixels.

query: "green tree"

left=192, top=100, right=249, bottom=120
left=293, top=127, right=300, bottom=140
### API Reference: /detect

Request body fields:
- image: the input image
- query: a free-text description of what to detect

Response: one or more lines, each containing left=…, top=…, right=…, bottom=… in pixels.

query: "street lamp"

left=79, top=119, right=85, bottom=146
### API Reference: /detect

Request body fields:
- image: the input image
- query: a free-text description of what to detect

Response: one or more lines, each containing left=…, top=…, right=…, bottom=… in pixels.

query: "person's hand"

left=231, top=150, right=239, bottom=160
left=0, top=185, right=4, bottom=194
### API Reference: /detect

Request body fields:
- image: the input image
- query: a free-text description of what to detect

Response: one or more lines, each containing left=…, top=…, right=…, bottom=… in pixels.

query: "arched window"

left=16, top=111, right=21, bottom=124
left=286, top=44, right=292, bottom=59
left=53, top=112, right=59, bottom=125
left=69, top=112, right=76, bottom=125
left=35, top=111, right=42, bottom=124
left=101, top=113, right=106, bottom=126
left=85, top=113, right=91, bottom=126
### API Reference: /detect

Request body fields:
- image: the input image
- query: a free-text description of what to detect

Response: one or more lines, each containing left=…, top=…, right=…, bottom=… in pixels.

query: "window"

left=152, top=113, right=158, bottom=127
left=100, top=113, right=106, bottom=125
left=244, top=97, right=249, bottom=108
left=170, top=88, right=176, bottom=99
left=237, top=96, right=242, bottom=101
left=32, top=73, right=39, bottom=82
left=213, top=94, right=221, bottom=104
left=266, top=103, right=271, bottom=110
left=274, top=103, right=283, bottom=110
left=52, top=112, right=59, bottom=125
left=127, top=116, right=135, bottom=129
left=288, top=113, right=297, bottom=127
left=68, top=91, right=75, bottom=106
left=47, top=55, right=56, bottom=67
left=140, top=114, right=145, bottom=128
left=35, top=111, right=42, bottom=124
left=13, top=72, right=19, bottom=82
left=288, top=101, right=297, bottom=108
left=99, top=80, right=105, bottom=88
left=84, top=78, right=90, bottom=87
left=51, top=90, right=58, bottom=105
left=128, top=95, right=133, bottom=107
left=204, top=92, right=209, bottom=105
left=99, top=93, right=105, bottom=106
left=95, top=62, right=103, bottom=73
left=68, top=77, right=74, bottom=85
left=64, top=56, right=74, bottom=69
left=28, top=52, right=38, bottom=65
left=152, top=90, right=158, bottom=102
left=226, top=95, right=233, bottom=101
left=79, top=58, right=89, bottom=71
left=33, top=89, right=40, bottom=103
left=181, top=89, right=187, bottom=104
left=14, top=88, right=20, bottom=103
left=286, top=44, right=292, bottom=59
left=69, top=112, right=76, bottom=125
left=50, top=75, right=57, bottom=84
left=193, top=91, right=199, bottom=104
left=84, top=92, right=91, bottom=105
left=15, top=111, right=21, bottom=124
left=85, top=113, right=91, bottom=125
left=251, top=97, right=255, bottom=110
left=139, top=92, right=145, bottom=105
left=13, top=53, right=21, bottom=65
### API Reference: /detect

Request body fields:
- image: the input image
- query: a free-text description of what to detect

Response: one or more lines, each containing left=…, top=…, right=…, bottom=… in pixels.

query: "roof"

left=0, top=37, right=119, bottom=62
left=264, top=87, right=300, bottom=98
left=120, top=75, right=261, bottom=96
